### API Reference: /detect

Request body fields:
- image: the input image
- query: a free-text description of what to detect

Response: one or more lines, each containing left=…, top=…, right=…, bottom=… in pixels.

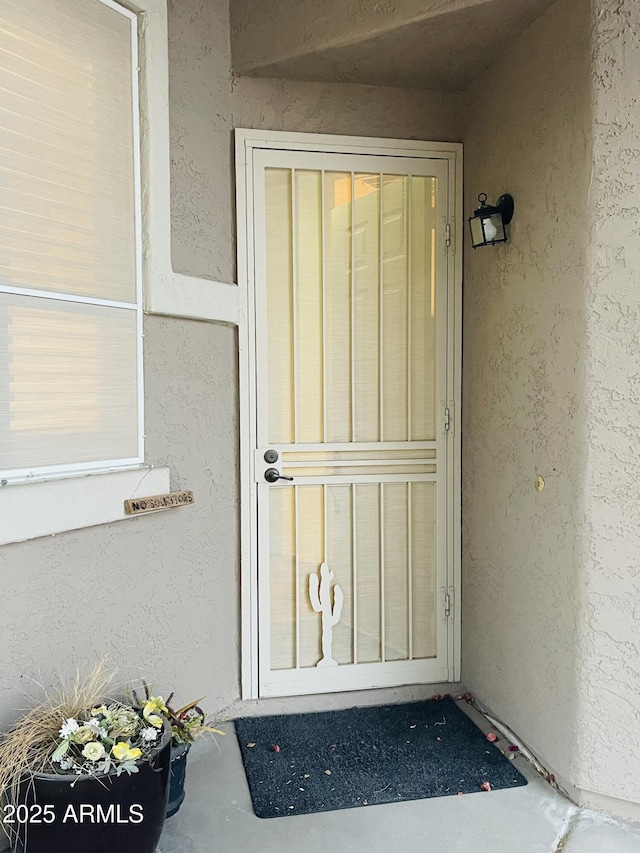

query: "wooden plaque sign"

left=124, top=490, right=194, bottom=515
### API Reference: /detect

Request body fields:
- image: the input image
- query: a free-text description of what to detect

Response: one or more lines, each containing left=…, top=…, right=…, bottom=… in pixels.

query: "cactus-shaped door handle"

left=309, top=562, right=344, bottom=667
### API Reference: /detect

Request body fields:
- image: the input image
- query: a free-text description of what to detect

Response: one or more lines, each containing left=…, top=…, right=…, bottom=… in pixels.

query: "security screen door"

left=250, top=146, right=455, bottom=697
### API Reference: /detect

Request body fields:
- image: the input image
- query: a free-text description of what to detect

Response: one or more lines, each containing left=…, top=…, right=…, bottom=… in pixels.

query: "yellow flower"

left=112, top=742, right=142, bottom=763
left=91, top=705, right=107, bottom=716
left=143, top=697, right=168, bottom=729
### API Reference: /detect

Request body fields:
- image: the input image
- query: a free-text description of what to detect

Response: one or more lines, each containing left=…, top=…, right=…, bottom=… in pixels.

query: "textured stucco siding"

left=230, top=0, right=558, bottom=91
left=461, top=0, right=591, bottom=788
left=231, top=0, right=491, bottom=72
left=464, top=0, right=640, bottom=815
left=168, top=0, right=234, bottom=282
left=0, top=318, right=239, bottom=729
left=231, top=0, right=559, bottom=94
left=231, top=77, right=459, bottom=142
left=575, top=0, right=640, bottom=806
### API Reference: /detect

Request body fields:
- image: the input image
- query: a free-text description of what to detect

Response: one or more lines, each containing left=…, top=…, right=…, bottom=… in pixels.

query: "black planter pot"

left=13, top=720, right=171, bottom=853
left=166, top=743, right=190, bottom=818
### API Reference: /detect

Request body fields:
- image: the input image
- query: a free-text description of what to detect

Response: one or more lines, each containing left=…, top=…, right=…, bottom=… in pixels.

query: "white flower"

left=59, top=718, right=79, bottom=738
left=85, top=718, right=103, bottom=736
left=141, top=727, right=159, bottom=742
left=82, top=741, right=106, bottom=762
left=59, top=759, right=74, bottom=771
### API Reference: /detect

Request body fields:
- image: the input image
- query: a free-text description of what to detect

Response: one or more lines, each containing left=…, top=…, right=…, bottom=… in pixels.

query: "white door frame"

left=236, top=129, right=462, bottom=700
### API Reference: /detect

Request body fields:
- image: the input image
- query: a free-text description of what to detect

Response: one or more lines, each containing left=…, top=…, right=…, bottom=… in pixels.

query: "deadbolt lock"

left=264, top=449, right=278, bottom=464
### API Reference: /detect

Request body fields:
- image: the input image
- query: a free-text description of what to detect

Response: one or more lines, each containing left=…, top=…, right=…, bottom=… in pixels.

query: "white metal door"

left=240, top=137, right=459, bottom=698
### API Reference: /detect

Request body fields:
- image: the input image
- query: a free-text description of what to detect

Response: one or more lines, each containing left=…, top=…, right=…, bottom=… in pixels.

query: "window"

left=0, top=0, right=142, bottom=484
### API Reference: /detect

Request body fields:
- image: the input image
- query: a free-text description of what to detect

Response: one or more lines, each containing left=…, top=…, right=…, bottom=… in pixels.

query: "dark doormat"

left=235, top=698, right=527, bottom=818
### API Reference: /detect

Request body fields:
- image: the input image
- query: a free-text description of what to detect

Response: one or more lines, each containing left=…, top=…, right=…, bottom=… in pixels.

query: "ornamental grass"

left=0, top=660, right=117, bottom=845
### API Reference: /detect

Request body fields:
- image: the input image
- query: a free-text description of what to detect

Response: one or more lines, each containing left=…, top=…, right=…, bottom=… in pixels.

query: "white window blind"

left=0, top=0, right=142, bottom=481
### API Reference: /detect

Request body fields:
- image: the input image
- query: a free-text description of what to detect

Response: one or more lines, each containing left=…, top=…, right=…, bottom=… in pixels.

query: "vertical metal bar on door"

left=407, top=481, right=413, bottom=660
left=323, top=484, right=328, bottom=584
left=380, top=482, right=386, bottom=662
left=379, top=173, right=384, bottom=442
left=291, top=170, right=299, bottom=442
left=321, top=171, right=327, bottom=443
left=407, top=177, right=413, bottom=442
left=431, top=180, right=437, bottom=320
left=350, top=172, right=356, bottom=442
left=294, top=486, right=300, bottom=668
left=378, top=174, right=385, bottom=660
left=352, top=483, right=358, bottom=665
left=406, top=180, right=413, bottom=660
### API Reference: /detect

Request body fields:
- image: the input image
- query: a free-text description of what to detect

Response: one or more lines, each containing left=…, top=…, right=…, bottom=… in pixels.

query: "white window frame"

left=0, top=0, right=145, bottom=486
left=0, top=0, right=173, bottom=545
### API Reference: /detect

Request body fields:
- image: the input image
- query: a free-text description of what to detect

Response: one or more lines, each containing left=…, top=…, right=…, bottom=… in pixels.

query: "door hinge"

left=442, top=585, right=454, bottom=620
left=445, top=222, right=451, bottom=248
left=444, top=591, right=452, bottom=619
left=444, top=406, right=451, bottom=431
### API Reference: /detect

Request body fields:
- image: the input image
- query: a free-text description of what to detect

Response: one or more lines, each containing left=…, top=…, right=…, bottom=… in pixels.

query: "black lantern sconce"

left=468, top=192, right=514, bottom=248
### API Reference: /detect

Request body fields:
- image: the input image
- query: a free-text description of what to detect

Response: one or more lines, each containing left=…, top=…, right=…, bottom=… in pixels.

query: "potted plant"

left=153, top=690, right=223, bottom=819
left=0, top=664, right=172, bottom=853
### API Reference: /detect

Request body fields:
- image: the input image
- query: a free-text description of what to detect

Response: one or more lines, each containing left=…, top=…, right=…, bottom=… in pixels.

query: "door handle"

left=264, top=467, right=293, bottom=483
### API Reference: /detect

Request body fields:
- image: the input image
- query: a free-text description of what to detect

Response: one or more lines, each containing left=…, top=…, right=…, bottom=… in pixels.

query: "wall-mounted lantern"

left=468, top=192, right=514, bottom=248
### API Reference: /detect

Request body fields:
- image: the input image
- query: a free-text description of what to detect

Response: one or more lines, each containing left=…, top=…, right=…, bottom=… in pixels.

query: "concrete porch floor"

left=159, top=701, right=640, bottom=853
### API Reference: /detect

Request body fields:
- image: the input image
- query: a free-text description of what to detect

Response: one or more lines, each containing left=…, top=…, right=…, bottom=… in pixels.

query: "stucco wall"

left=168, top=0, right=234, bottom=283
left=0, top=317, right=239, bottom=729
left=461, top=0, right=591, bottom=788
left=231, top=76, right=458, bottom=142
left=575, top=0, right=640, bottom=811
left=229, top=0, right=556, bottom=84
left=231, top=0, right=558, bottom=94
left=231, top=0, right=485, bottom=73
left=463, top=0, right=640, bottom=815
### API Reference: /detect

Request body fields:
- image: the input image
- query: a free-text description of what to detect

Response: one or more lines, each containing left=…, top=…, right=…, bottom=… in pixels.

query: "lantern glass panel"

left=469, top=215, right=486, bottom=248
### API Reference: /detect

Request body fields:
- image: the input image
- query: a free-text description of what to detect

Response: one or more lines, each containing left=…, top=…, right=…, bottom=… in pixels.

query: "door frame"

left=236, top=129, right=462, bottom=700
